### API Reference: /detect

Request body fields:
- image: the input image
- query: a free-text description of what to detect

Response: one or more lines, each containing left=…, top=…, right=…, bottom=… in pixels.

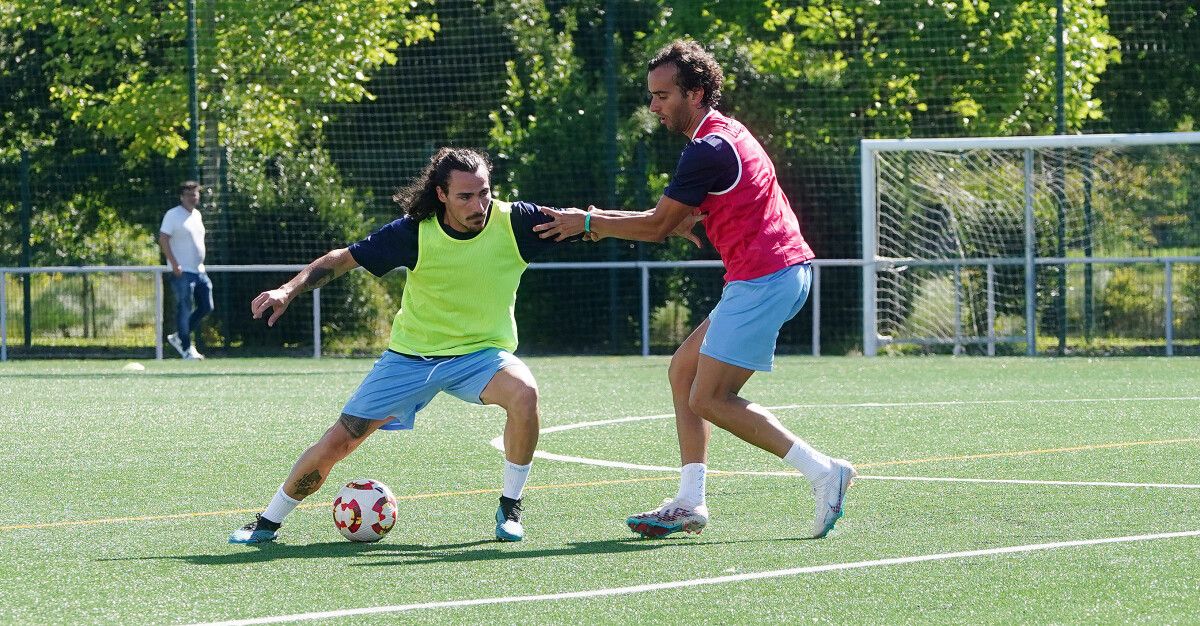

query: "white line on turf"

left=859, top=475, right=1200, bottom=489
left=192, top=528, right=1200, bottom=625
left=536, top=396, right=1200, bottom=435
left=494, top=398, right=1200, bottom=487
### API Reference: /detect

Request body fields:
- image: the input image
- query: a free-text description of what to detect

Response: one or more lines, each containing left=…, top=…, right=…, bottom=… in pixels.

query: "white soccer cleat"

left=166, top=333, right=186, bottom=358
left=185, top=345, right=205, bottom=360
left=495, top=496, right=525, bottom=542
left=626, top=498, right=708, bottom=538
left=811, top=458, right=857, bottom=539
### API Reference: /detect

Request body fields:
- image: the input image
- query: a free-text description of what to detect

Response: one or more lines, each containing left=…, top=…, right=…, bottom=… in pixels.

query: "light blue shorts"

left=341, top=348, right=523, bottom=431
left=699, top=263, right=812, bottom=372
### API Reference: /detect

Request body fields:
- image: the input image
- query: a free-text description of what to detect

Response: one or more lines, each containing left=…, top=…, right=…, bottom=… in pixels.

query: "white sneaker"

left=185, top=345, right=205, bottom=360
left=626, top=498, right=708, bottom=538
left=811, top=458, right=857, bottom=539
left=166, top=333, right=186, bottom=358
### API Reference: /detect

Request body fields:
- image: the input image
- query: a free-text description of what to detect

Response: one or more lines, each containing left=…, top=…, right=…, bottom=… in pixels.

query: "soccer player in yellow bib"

left=229, top=148, right=698, bottom=544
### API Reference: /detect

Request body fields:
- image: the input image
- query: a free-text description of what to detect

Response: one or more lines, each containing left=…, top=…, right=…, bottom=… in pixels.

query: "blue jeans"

left=172, top=272, right=213, bottom=350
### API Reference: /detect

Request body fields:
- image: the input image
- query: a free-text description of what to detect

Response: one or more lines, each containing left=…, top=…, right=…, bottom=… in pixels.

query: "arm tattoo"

left=338, top=413, right=374, bottom=439
left=301, top=266, right=335, bottom=291
left=293, top=470, right=323, bottom=498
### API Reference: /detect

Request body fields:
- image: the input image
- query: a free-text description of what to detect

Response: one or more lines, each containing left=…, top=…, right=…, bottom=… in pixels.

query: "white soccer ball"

left=332, top=478, right=398, bottom=542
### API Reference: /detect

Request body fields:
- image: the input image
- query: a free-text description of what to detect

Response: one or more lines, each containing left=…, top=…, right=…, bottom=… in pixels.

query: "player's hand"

left=171, top=264, right=183, bottom=278
left=533, top=206, right=588, bottom=241
left=250, top=288, right=292, bottom=327
left=580, top=205, right=608, bottom=242
left=669, top=213, right=705, bottom=247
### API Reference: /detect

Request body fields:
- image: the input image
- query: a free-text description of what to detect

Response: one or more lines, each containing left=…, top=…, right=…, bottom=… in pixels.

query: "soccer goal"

left=861, top=131, right=1200, bottom=356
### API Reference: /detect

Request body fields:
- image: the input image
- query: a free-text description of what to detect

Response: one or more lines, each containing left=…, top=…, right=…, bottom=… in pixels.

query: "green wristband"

left=584, top=212, right=592, bottom=233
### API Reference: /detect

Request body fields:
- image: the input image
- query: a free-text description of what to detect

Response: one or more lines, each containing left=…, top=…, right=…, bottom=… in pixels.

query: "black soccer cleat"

left=228, top=513, right=281, bottom=544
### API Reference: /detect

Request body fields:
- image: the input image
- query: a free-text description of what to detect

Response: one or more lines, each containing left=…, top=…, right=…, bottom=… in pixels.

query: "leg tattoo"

left=338, top=413, right=374, bottom=439
left=293, top=470, right=323, bottom=498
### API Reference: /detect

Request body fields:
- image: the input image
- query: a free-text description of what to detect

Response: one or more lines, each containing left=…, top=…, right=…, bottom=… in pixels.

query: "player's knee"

left=687, top=389, right=718, bottom=421
left=507, top=383, right=540, bottom=422
left=667, top=355, right=694, bottom=391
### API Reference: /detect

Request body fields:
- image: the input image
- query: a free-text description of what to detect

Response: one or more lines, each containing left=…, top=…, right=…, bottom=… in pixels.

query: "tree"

left=2, top=0, right=438, bottom=159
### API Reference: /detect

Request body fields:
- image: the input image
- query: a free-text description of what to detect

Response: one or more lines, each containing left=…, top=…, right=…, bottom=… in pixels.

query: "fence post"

left=20, top=150, right=32, bottom=349
left=1, top=270, right=6, bottom=362
left=860, top=143, right=878, bottom=356
left=154, top=269, right=164, bottom=360
left=987, top=263, right=996, bottom=356
left=313, top=287, right=321, bottom=359
left=1024, top=148, right=1036, bottom=356
left=640, top=265, right=650, bottom=357
left=811, top=264, right=821, bottom=356
left=953, top=264, right=963, bottom=355
left=1164, top=261, right=1173, bottom=357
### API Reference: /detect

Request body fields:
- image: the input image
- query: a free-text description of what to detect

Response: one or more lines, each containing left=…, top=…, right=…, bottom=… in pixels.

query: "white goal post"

left=861, top=131, right=1200, bottom=356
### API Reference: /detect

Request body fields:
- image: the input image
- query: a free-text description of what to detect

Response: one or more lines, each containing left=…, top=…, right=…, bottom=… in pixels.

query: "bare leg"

left=281, top=413, right=388, bottom=500
left=670, top=319, right=712, bottom=464
left=688, top=354, right=798, bottom=458
left=480, top=364, right=540, bottom=465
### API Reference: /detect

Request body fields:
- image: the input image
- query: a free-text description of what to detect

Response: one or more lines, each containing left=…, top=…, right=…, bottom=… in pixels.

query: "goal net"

left=862, top=132, right=1200, bottom=356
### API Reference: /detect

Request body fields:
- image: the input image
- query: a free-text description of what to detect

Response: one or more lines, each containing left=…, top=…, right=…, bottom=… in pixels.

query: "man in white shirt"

left=158, top=180, right=212, bottom=360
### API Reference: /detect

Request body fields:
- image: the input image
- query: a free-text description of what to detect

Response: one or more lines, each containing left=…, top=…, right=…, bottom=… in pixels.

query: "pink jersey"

left=691, top=110, right=814, bottom=282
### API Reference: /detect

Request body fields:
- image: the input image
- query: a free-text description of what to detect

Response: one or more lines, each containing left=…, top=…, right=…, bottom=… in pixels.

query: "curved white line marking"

left=194, top=529, right=1200, bottom=625
left=494, top=396, right=1200, bottom=478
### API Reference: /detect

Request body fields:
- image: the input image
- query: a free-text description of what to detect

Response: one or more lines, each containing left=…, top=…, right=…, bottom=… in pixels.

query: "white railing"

left=860, top=131, right=1200, bottom=356
left=873, top=256, right=1200, bottom=356
left=0, top=260, right=866, bottom=361
left=0, top=264, right=315, bottom=361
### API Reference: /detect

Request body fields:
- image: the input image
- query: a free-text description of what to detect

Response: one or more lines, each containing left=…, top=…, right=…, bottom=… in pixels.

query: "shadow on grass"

left=98, top=535, right=750, bottom=567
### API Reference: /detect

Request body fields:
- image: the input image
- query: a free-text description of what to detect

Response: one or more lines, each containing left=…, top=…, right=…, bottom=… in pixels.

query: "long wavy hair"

left=647, top=39, right=724, bottom=109
left=393, top=148, right=492, bottom=222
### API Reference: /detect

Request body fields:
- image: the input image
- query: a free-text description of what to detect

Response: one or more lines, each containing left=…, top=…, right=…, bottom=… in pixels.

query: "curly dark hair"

left=392, top=148, right=492, bottom=222
left=647, top=39, right=724, bottom=108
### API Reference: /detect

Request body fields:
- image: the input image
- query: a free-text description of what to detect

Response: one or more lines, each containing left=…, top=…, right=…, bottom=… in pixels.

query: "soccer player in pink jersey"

left=536, top=39, right=856, bottom=539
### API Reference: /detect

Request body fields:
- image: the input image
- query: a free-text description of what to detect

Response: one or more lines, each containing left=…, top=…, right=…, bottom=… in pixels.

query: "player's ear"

left=435, top=185, right=448, bottom=204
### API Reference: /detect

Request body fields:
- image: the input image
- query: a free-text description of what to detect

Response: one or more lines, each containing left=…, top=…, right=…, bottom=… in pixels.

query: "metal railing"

left=0, top=264, right=315, bottom=361
left=0, top=259, right=866, bottom=361
left=861, top=131, right=1200, bottom=356
left=874, top=255, right=1200, bottom=356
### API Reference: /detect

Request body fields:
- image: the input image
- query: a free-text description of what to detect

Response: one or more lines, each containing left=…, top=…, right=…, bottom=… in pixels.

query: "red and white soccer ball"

left=332, top=478, right=398, bottom=542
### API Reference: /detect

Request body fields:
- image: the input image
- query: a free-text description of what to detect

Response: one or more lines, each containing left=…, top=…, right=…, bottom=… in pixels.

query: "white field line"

left=192, top=528, right=1200, bottom=626
left=497, top=396, right=1200, bottom=482
left=535, top=396, right=1200, bottom=436
left=859, top=475, right=1200, bottom=489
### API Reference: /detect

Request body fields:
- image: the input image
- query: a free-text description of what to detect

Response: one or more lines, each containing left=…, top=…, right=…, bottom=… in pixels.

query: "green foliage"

left=649, top=298, right=690, bottom=351
left=1177, top=263, right=1200, bottom=339
left=220, top=143, right=393, bottom=350
left=488, top=0, right=606, bottom=207
left=31, top=200, right=158, bottom=265
left=2, top=0, right=438, bottom=160
left=1096, top=2, right=1200, bottom=133
left=1097, top=266, right=1162, bottom=337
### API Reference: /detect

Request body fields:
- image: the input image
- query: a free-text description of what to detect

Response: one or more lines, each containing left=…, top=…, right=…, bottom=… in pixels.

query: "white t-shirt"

left=159, top=205, right=207, bottom=273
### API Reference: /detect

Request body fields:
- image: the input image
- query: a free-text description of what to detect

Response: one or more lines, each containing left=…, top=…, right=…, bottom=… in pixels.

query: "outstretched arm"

left=251, top=248, right=359, bottom=326
left=534, top=195, right=703, bottom=245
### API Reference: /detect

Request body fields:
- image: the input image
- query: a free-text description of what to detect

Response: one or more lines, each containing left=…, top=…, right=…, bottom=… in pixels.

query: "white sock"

left=784, top=440, right=833, bottom=483
left=261, top=485, right=301, bottom=524
left=676, top=463, right=707, bottom=506
left=502, top=460, right=532, bottom=500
